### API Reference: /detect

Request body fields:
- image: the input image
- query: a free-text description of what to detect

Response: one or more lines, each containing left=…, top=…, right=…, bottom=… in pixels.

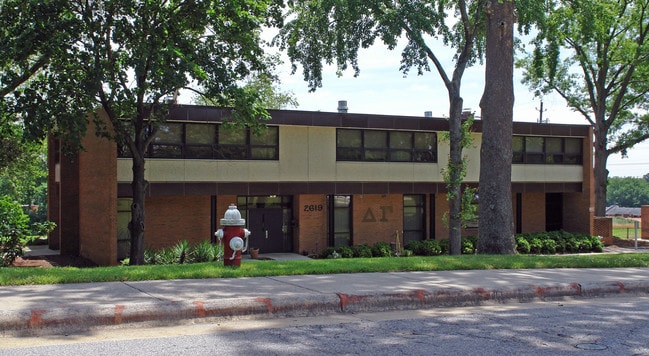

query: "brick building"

left=48, top=105, right=594, bottom=266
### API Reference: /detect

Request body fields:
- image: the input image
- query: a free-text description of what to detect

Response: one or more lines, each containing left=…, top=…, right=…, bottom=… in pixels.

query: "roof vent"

left=337, top=100, right=348, bottom=113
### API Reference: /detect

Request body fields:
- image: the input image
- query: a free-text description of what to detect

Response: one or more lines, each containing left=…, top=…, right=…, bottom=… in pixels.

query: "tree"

left=195, top=70, right=299, bottom=110
left=12, top=0, right=282, bottom=265
left=519, top=0, right=649, bottom=217
left=0, top=139, right=49, bottom=228
left=477, top=0, right=516, bottom=254
left=277, top=0, right=487, bottom=254
left=0, top=0, right=79, bottom=168
left=0, top=196, right=30, bottom=267
left=606, top=177, right=649, bottom=207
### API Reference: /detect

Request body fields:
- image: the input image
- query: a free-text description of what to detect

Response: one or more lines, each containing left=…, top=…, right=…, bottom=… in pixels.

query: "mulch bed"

left=609, top=236, right=649, bottom=249
left=12, top=255, right=98, bottom=268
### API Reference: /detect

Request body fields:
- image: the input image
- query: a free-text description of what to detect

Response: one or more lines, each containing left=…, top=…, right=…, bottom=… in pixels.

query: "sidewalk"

left=2, top=267, right=649, bottom=336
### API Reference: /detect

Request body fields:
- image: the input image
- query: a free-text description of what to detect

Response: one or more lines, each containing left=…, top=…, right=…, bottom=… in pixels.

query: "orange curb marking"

left=114, top=304, right=125, bottom=324
left=28, top=309, right=46, bottom=328
left=193, top=301, right=206, bottom=318
left=256, top=297, right=275, bottom=313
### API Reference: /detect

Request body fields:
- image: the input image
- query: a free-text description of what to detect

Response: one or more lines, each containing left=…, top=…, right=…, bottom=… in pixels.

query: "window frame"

left=336, top=128, right=437, bottom=163
left=512, top=135, right=583, bottom=165
left=119, top=122, right=279, bottom=161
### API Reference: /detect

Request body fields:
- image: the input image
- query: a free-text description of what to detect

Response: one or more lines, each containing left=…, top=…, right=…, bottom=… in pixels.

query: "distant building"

left=606, top=205, right=641, bottom=218
left=48, top=105, right=595, bottom=266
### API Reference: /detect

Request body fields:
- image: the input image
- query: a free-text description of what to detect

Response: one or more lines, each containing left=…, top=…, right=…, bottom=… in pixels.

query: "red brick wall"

left=296, top=195, right=328, bottom=255
left=352, top=195, right=402, bottom=246
left=521, top=192, right=546, bottom=233
left=145, top=196, right=211, bottom=251
left=78, top=129, right=117, bottom=265
left=47, top=137, right=61, bottom=250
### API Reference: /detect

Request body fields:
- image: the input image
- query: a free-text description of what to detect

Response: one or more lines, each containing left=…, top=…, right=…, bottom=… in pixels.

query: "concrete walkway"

left=2, top=266, right=648, bottom=336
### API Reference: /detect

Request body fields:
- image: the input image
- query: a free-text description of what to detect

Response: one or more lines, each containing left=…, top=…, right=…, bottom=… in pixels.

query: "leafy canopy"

left=520, top=0, right=649, bottom=157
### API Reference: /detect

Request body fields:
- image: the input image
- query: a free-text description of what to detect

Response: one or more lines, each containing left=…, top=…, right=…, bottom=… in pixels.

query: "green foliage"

left=319, top=247, right=337, bottom=259
left=192, top=241, right=217, bottom=263
left=371, top=241, right=392, bottom=257
left=195, top=71, right=298, bottom=110
left=420, top=240, right=442, bottom=256
left=0, top=140, right=50, bottom=233
left=515, top=236, right=531, bottom=254
left=142, top=241, right=223, bottom=265
left=336, top=245, right=354, bottom=258
left=518, top=0, right=649, bottom=214
left=319, top=246, right=354, bottom=259
left=404, top=240, right=424, bottom=255
left=606, top=177, right=649, bottom=207
left=352, top=244, right=373, bottom=258
left=0, top=197, right=30, bottom=266
left=462, top=236, right=478, bottom=254
left=514, top=231, right=604, bottom=255
left=172, top=240, right=192, bottom=265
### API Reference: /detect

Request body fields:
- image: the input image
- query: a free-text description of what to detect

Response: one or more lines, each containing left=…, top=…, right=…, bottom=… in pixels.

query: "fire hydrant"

left=215, top=204, right=251, bottom=267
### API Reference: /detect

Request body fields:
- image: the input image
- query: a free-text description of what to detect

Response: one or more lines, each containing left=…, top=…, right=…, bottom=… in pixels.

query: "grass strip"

left=2, top=253, right=649, bottom=286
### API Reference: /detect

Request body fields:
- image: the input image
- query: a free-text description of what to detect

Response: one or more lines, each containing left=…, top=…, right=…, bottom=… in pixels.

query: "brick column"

left=642, top=205, right=649, bottom=239
left=593, top=217, right=613, bottom=245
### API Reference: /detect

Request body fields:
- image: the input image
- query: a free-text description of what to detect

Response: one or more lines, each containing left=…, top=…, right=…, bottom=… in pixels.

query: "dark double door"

left=247, top=208, right=287, bottom=253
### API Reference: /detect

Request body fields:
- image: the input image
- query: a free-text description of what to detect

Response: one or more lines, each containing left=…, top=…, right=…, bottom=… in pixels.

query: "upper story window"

left=119, top=122, right=279, bottom=160
left=337, top=129, right=437, bottom=163
left=512, top=135, right=582, bottom=165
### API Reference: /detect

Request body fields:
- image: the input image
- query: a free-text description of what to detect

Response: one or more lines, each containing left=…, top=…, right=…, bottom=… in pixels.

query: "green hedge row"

left=319, top=231, right=603, bottom=259
left=515, top=231, right=603, bottom=254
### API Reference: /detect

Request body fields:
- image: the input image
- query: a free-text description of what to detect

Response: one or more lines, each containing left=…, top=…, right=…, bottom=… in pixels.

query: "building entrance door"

left=247, top=208, right=286, bottom=253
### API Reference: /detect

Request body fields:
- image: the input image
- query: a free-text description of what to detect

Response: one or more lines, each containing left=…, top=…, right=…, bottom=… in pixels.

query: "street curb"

left=2, top=281, right=648, bottom=335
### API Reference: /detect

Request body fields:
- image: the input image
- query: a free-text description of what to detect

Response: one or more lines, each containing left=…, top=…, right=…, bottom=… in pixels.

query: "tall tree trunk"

left=478, top=0, right=515, bottom=254
left=129, top=152, right=147, bottom=265
left=447, top=92, right=464, bottom=255
left=593, top=128, right=609, bottom=217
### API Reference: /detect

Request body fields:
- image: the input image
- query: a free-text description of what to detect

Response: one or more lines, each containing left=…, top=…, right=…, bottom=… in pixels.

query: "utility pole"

left=535, top=98, right=547, bottom=123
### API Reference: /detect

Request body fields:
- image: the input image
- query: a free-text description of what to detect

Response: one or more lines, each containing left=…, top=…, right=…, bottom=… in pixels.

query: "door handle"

left=265, top=230, right=269, bottom=239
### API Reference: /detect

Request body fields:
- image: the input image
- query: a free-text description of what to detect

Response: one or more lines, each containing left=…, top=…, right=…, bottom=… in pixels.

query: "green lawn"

left=2, top=253, right=649, bottom=286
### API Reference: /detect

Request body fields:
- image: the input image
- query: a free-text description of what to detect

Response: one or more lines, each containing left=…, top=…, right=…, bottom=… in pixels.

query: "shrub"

left=542, top=239, right=557, bottom=254
left=461, top=237, right=475, bottom=254
left=319, top=247, right=337, bottom=259
left=352, top=244, right=373, bottom=258
left=401, top=249, right=414, bottom=257
left=173, top=240, right=192, bottom=264
left=420, top=239, right=442, bottom=256
left=515, top=236, right=530, bottom=254
left=439, top=239, right=449, bottom=255
left=529, top=237, right=543, bottom=254
left=336, top=245, right=354, bottom=258
left=372, top=241, right=392, bottom=257
left=156, top=248, right=178, bottom=264
left=590, top=235, right=604, bottom=252
left=463, top=236, right=478, bottom=254
left=515, top=231, right=603, bottom=255
left=144, top=248, right=157, bottom=264
left=192, top=241, right=217, bottom=262
left=404, top=241, right=424, bottom=255
left=0, top=197, right=30, bottom=267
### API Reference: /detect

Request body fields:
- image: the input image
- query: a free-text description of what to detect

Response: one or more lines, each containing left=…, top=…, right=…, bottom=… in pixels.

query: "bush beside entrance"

left=317, top=231, right=603, bottom=259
